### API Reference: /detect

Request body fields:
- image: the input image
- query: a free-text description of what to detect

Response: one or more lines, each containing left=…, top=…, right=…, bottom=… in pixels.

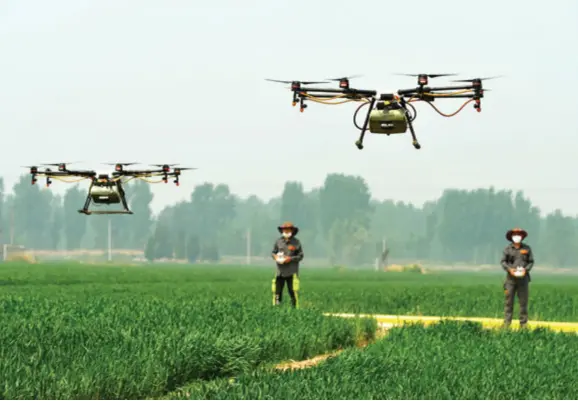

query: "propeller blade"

left=40, top=161, right=81, bottom=167
left=451, top=75, right=503, bottom=82
left=104, top=162, right=139, bottom=166
left=265, top=79, right=292, bottom=84
left=395, top=73, right=458, bottom=78
left=150, top=163, right=179, bottom=167
left=265, top=79, right=329, bottom=85
left=174, top=167, right=197, bottom=171
left=326, top=74, right=363, bottom=81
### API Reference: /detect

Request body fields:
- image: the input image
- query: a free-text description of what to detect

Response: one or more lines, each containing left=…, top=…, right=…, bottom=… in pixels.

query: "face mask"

left=512, top=235, right=522, bottom=244
left=282, top=231, right=292, bottom=238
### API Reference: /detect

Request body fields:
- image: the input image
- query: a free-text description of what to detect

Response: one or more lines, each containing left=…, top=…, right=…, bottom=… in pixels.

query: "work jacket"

left=272, top=237, right=304, bottom=277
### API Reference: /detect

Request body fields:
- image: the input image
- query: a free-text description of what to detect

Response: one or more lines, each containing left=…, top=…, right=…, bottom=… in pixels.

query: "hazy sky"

left=1, top=0, right=577, bottom=216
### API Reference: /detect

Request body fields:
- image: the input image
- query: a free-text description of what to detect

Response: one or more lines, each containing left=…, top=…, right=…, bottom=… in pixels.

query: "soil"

left=274, top=324, right=390, bottom=371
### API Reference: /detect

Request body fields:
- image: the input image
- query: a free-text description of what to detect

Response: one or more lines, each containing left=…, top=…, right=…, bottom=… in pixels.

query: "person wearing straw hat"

left=501, top=227, right=534, bottom=328
left=271, top=221, right=304, bottom=308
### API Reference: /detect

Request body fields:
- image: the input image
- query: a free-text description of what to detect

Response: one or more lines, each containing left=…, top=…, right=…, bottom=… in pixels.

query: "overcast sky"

left=1, top=0, right=577, bottom=216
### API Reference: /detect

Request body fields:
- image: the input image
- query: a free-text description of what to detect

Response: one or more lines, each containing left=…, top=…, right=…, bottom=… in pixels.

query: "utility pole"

left=10, top=206, right=14, bottom=245
left=375, top=236, right=387, bottom=271
left=107, top=218, right=112, bottom=262
left=184, top=232, right=188, bottom=261
left=246, top=228, right=251, bottom=265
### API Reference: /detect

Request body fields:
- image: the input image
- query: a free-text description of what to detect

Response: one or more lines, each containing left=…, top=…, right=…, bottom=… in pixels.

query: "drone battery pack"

left=368, top=109, right=408, bottom=134
left=90, top=186, right=121, bottom=204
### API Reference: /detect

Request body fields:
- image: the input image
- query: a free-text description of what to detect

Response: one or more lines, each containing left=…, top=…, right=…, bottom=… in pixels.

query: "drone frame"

left=26, top=163, right=194, bottom=215
left=269, top=74, right=488, bottom=150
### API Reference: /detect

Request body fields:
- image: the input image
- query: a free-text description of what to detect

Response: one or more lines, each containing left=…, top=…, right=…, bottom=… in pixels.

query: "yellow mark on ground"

left=325, top=313, right=578, bottom=333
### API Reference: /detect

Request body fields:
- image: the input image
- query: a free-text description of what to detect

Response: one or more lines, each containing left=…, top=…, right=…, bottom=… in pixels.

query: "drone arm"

left=298, top=87, right=377, bottom=97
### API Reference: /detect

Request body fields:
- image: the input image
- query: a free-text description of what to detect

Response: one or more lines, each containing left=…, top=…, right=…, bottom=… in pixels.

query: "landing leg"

left=117, top=182, right=133, bottom=214
left=402, top=102, right=421, bottom=150
left=354, top=97, right=376, bottom=150
left=78, top=184, right=93, bottom=214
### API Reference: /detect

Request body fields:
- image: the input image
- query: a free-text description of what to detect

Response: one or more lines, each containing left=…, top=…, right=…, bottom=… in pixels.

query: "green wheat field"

left=1, top=263, right=577, bottom=399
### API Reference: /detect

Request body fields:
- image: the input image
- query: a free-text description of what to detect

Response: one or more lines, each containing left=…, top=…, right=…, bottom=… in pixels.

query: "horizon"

left=1, top=171, right=575, bottom=220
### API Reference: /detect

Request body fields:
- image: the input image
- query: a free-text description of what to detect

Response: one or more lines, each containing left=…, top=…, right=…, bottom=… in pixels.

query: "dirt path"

left=274, top=324, right=391, bottom=371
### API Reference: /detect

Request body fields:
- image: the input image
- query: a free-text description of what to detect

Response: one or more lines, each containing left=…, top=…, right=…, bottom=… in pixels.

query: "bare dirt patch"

left=274, top=324, right=390, bottom=371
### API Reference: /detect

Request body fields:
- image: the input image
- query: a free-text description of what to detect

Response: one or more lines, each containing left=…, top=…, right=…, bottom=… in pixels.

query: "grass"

left=177, top=321, right=578, bottom=400
left=1, top=262, right=577, bottom=399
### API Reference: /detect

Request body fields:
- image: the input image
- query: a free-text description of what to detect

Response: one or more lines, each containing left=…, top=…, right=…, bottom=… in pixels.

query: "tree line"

left=1, top=173, right=576, bottom=267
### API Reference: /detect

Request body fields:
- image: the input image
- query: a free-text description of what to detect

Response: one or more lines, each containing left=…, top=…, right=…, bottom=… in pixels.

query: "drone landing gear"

left=401, top=99, right=421, bottom=150
left=79, top=210, right=134, bottom=215
left=407, top=118, right=421, bottom=150
left=354, top=97, right=376, bottom=150
left=78, top=181, right=134, bottom=215
left=355, top=98, right=422, bottom=150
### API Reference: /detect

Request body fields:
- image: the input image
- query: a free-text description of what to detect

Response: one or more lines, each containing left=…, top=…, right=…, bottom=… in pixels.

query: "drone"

left=23, top=162, right=196, bottom=215
left=266, top=73, right=500, bottom=150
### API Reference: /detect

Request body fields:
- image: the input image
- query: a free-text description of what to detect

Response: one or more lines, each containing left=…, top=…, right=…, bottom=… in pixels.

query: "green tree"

left=126, top=180, right=154, bottom=249
left=11, top=175, right=53, bottom=248
left=319, top=174, right=372, bottom=264
left=63, top=185, right=88, bottom=249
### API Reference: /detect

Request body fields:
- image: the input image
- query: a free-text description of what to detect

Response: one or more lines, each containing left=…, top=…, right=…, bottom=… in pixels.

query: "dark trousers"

left=274, top=275, right=297, bottom=307
left=504, top=277, right=529, bottom=325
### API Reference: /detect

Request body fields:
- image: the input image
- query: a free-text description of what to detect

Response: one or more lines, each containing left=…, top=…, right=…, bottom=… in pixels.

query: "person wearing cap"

left=271, top=222, right=304, bottom=308
left=501, top=227, right=535, bottom=328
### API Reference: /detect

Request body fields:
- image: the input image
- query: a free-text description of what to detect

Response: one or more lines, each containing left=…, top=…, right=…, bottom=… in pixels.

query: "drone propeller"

left=148, top=163, right=181, bottom=172
left=150, top=163, right=179, bottom=167
left=265, top=79, right=328, bottom=85
left=395, top=73, right=458, bottom=86
left=22, top=165, right=39, bottom=174
left=173, top=167, right=196, bottom=172
left=266, top=78, right=329, bottom=91
left=396, top=73, right=457, bottom=78
left=40, top=161, right=80, bottom=171
left=326, top=75, right=363, bottom=89
left=104, top=162, right=139, bottom=172
left=451, top=76, right=502, bottom=83
left=326, top=74, right=363, bottom=81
